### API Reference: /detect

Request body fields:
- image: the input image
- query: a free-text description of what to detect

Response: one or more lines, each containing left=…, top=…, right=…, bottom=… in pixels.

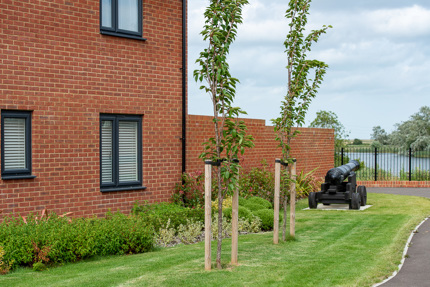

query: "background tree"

left=352, top=138, right=363, bottom=145
left=388, top=106, right=430, bottom=150
left=272, top=0, right=331, bottom=240
left=309, top=110, right=348, bottom=148
left=371, top=126, right=389, bottom=145
left=194, top=0, right=254, bottom=269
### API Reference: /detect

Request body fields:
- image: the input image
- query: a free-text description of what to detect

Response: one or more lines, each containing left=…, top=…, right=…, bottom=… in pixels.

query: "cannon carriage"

left=308, top=160, right=367, bottom=210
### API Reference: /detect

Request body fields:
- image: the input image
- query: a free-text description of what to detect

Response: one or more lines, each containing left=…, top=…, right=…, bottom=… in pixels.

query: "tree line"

left=309, top=106, right=430, bottom=150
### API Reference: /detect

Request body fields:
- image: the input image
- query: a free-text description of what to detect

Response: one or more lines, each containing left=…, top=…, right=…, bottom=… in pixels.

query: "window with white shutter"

left=1, top=111, right=35, bottom=179
left=100, top=114, right=143, bottom=192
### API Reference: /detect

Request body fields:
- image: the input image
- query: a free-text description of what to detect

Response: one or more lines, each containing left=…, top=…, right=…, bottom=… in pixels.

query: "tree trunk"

left=216, top=170, right=223, bottom=269
left=282, top=197, right=287, bottom=241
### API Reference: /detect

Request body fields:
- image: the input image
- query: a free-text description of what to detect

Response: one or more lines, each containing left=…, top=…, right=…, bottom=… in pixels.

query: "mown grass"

left=2, top=193, right=430, bottom=287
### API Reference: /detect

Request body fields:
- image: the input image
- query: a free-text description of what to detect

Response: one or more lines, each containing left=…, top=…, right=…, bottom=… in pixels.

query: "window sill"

left=2, top=175, right=37, bottom=180
left=101, top=186, right=147, bottom=193
left=100, top=31, right=147, bottom=41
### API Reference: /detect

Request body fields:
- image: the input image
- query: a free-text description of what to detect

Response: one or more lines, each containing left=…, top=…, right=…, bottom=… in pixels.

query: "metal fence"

left=335, top=147, right=430, bottom=181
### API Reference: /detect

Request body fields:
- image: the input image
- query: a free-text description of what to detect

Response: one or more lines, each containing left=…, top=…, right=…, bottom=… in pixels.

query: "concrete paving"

left=369, top=187, right=430, bottom=287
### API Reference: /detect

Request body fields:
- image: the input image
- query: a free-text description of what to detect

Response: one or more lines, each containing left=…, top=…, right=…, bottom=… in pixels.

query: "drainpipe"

left=181, top=0, right=187, bottom=174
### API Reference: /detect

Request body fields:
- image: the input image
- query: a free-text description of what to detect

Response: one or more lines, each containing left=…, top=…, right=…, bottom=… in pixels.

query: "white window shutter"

left=118, top=121, right=138, bottom=182
left=4, top=118, right=26, bottom=170
left=101, top=120, right=113, bottom=184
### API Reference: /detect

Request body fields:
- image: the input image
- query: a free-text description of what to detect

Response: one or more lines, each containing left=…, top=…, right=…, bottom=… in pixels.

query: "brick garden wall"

left=186, top=115, right=335, bottom=180
left=358, top=181, right=430, bottom=188
left=0, top=0, right=185, bottom=218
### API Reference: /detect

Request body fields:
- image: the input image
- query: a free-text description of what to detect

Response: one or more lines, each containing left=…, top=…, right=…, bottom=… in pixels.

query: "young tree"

left=194, top=0, right=254, bottom=269
left=310, top=110, right=349, bottom=148
left=272, top=0, right=331, bottom=240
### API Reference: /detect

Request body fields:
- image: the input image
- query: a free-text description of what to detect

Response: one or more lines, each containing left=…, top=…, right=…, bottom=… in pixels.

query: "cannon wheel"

left=308, top=192, right=318, bottom=209
left=357, top=186, right=367, bottom=206
left=350, top=193, right=361, bottom=210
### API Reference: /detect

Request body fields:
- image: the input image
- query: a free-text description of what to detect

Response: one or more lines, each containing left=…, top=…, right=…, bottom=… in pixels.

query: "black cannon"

left=308, top=160, right=367, bottom=210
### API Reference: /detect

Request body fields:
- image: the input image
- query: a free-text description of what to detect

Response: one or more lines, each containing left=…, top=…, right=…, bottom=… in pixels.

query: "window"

left=100, top=114, right=144, bottom=192
left=1, top=111, right=35, bottom=179
left=100, top=0, right=144, bottom=40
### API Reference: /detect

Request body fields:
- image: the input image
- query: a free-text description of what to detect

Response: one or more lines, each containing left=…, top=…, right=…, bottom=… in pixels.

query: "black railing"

left=335, top=147, right=430, bottom=181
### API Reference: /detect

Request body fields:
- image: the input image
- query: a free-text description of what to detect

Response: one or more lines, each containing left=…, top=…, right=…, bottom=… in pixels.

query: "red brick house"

left=1, top=1, right=335, bottom=219
left=1, top=0, right=188, bottom=217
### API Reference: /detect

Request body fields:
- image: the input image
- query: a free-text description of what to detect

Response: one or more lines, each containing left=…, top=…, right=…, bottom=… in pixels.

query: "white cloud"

left=366, top=5, right=430, bottom=37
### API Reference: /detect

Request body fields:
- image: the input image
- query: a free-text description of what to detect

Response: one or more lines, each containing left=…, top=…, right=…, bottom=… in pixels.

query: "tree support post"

left=273, top=159, right=281, bottom=244
left=289, top=160, right=297, bottom=238
left=204, top=160, right=212, bottom=270
left=231, top=172, right=239, bottom=265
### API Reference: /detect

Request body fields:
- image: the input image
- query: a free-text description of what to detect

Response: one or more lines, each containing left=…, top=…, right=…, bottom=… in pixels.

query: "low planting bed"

left=1, top=193, right=429, bottom=286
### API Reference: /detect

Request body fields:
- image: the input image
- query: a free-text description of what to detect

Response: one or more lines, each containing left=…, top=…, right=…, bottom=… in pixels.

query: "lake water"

left=343, top=152, right=430, bottom=177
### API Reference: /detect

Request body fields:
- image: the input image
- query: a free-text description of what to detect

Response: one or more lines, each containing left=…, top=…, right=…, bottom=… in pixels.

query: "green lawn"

left=2, top=193, right=430, bottom=287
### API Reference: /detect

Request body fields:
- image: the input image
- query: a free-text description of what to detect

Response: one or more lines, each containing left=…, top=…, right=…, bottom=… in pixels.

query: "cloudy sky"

left=187, top=0, right=430, bottom=139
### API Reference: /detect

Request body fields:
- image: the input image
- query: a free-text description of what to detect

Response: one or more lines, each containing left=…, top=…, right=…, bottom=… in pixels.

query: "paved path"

left=369, top=188, right=430, bottom=287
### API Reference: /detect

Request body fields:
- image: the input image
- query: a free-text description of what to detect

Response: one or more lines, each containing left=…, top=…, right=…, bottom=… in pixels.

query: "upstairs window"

left=100, top=0, right=143, bottom=39
left=100, top=114, right=143, bottom=192
left=1, top=111, right=35, bottom=179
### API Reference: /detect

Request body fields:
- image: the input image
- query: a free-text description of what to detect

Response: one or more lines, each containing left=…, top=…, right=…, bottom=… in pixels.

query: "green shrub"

left=245, top=196, right=272, bottom=209
left=253, top=209, right=283, bottom=231
left=172, top=171, right=206, bottom=208
left=131, top=201, right=204, bottom=231
left=223, top=206, right=253, bottom=222
left=0, top=212, right=155, bottom=270
left=243, top=202, right=267, bottom=212
left=238, top=197, right=247, bottom=206
left=239, top=160, right=274, bottom=203
left=0, top=246, right=13, bottom=275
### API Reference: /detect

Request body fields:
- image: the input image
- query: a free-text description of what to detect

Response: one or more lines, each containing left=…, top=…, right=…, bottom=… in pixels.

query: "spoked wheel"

left=357, top=186, right=367, bottom=206
left=308, top=192, right=318, bottom=209
left=350, top=193, right=361, bottom=210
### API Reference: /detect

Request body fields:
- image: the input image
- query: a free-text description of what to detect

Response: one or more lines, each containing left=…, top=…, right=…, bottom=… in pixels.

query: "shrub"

left=212, top=196, right=232, bottom=211
left=211, top=214, right=232, bottom=240
left=238, top=197, right=247, bottom=206
left=243, top=202, right=267, bottom=212
left=253, top=209, right=283, bottom=231
left=131, top=201, right=204, bottom=231
left=239, top=160, right=274, bottom=203
left=0, top=246, right=13, bottom=275
left=238, top=216, right=262, bottom=233
left=156, top=219, right=176, bottom=247
left=245, top=196, right=272, bottom=209
left=295, top=168, right=323, bottom=199
left=222, top=206, right=253, bottom=222
left=0, top=212, right=155, bottom=270
left=172, top=171, right=205, bottom=208
left=177, top=219, right=204, bottom=244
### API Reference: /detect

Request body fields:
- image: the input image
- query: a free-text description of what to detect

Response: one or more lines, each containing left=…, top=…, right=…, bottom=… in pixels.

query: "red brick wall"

left=358, top=181, right=430, bottom=188
left=0, top=1, right=185, bottom=218
left=186, top=115, right=335, bottom=180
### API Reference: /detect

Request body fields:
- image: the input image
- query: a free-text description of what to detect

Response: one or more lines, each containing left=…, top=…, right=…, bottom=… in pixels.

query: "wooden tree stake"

left=231, top=173, right=239, bottom=265
left=273, top=159, right=281, bottom=244
left=204, top=161, right=212, bottom=270
left=289, top=160, right=297, bottom=238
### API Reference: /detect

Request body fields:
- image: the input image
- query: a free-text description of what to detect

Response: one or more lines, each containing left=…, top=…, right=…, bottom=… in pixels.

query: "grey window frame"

left=1, top=110, right=36, bottom=180
left=100, top=114, right=144, bottom=192
left=100, top=0, right=146, bottom=41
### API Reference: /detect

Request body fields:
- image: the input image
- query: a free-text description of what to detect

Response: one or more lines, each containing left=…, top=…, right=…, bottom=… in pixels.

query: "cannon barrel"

left=325, top=160, right=360, bottom=185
